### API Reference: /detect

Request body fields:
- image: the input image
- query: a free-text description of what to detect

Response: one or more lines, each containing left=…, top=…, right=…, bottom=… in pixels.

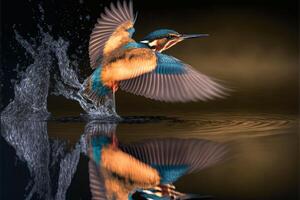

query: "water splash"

left=1, top=25, right=118, bottom=119
left=0, top=117, right=82, bottom=200
left=54, top=142, right=81, bottom=200
left=1, top=28, right=52, bottom=119
left=52, top=35, right=118, bottom=119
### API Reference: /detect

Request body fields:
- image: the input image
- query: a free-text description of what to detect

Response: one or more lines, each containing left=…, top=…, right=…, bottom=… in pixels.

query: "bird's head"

left=140, top=29, right=208, bottom=52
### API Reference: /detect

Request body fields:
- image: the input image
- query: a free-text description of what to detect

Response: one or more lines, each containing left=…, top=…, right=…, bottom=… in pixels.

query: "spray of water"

left=0, top=117, right=82, bottom=200
left=52, top=34, right=119, bottom=119
left=0, top=2, right=120, bottom=199
left=1, top=25, right=119, bottom=120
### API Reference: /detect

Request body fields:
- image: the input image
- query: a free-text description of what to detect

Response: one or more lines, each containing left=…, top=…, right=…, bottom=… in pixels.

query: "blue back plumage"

left=91, top=66, right=110, bottom=96
left=142, top=29, right=179, bottom=41
left=123, top=42, right=148, bottom=49
left=155, top=53, right=186, bottom=74
left=91, top=135, right=111, bottom=165
left=152, top=164, right=189, bottom=184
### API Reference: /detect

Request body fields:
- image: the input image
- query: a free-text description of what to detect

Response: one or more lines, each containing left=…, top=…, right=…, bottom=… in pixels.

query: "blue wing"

left=119, top=53, right=229, bottom=102
left=151, top=164, right=189, bottom=184
left=154, top=53, right=186, bottom=74
left=120, top=138, right=228, bottom=184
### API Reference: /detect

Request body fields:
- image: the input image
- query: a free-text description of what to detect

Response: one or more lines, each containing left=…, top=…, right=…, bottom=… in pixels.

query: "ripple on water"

left=118, top=113, right=297, bottom=141
left=167, top=113, right=297, bottom=140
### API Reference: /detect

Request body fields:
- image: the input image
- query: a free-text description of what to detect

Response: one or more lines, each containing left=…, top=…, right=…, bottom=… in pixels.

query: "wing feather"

left=120, top=53, right=229, bottom=102
left=89, top=1, right=136, bottom=69
left=120, top=138, right=228, bottom=184
left=88, top=160, right=108, bottom=200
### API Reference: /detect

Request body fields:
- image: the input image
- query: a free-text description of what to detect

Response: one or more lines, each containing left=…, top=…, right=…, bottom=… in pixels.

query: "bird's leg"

left=111, top=133, right=119, bottom=148
left=111, top=83, right=118, bottom=112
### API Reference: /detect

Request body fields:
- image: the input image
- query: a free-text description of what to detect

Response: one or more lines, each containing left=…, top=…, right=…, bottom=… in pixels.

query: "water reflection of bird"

left=85, top=121, right=228, bottom=200
left=82, top=1, right=228, bottom=106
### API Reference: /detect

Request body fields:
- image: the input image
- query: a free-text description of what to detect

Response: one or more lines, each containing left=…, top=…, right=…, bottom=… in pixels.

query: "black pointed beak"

left=180, top=34, right=209, bottom=40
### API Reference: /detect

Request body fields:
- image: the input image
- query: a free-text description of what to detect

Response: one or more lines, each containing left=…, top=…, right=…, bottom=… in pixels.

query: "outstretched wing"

left=119, top=52, right=229, bottom=102
left=89, top=1, right=136, bottom=69
left=88, top=160, right=108, bottom=200
left=120, top=138, right=228, bottom=184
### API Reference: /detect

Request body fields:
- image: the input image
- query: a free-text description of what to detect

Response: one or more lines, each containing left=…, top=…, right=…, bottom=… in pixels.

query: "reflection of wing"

left=120, top=52, right=228, bottom=102
left=88, top=160, right=108, bottom=200
left=89, top=1, right=135, bottom=69
left=120, top=138, right=228, bottom=184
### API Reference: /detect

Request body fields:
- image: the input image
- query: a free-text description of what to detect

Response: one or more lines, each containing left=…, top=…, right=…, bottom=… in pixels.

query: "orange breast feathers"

left=101, top=48, right=157, bottom=87
left=101, top=146, right=160, bottom=187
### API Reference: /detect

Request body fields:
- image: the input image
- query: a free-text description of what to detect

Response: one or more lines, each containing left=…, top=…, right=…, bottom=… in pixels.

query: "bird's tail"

left=81, top=66, right=111, bottom=106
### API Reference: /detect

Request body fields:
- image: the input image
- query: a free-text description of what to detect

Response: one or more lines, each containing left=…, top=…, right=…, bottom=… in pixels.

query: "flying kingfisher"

left=85, top=122, right=227, bottom=200
left=82, top=1, right=228, bottom=106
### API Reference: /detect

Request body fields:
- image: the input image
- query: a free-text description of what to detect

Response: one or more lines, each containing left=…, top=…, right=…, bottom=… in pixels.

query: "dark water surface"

left=1, top=110, right=298, bottom=200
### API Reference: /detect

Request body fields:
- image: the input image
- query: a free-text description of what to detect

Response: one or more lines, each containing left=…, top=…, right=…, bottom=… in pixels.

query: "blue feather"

left=151, top=164, right=189, bottom=184
left=155, top=53, right=186, bottom=74
left=91, top=66, right=110, bottom=96
left=142, top=29, right=179, bottom=41
left=127, top=27, right=135, bottom=37
left=123, top=42, right=148, bottom=49
left=91, top=136, right=111, bottom=165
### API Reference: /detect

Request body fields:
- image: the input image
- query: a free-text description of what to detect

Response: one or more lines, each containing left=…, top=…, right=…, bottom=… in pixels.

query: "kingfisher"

left=86, top=122, right=227, bottom=200
left=82, top=1, right=228, bottom=106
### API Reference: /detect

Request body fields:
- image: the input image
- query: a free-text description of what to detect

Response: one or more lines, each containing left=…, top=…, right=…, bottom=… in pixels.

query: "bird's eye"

left=167, top=35, right=173, bottom=39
